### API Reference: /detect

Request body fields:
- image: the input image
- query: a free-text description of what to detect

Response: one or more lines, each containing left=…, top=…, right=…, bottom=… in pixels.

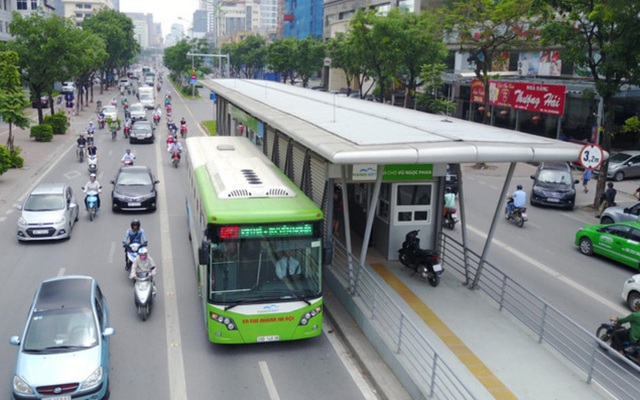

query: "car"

left=110, top=165, right=159, bottom=212
left=622, top=274, right=640, bottom=310
left=600, top=202, right=640, bottom=224
left=100, top=105, right=118, bottom=122
left=529, top=161, right=579, bottom=210
left=129, top=102, right=146, bottom=121
left=31, top=95, right=50, bottom=108
left=9, top=275, right=114, bottom=400
left=61, top=81, right=75, bottom=94
left=129, top=119, right=155, bottom=144
left=16, top=183, right=79, bottom=241
left=575, top=221, right=640, bottom=269
left=605, top=151, right=640, bottom=181
left=118, top=78, right=130, bottom=88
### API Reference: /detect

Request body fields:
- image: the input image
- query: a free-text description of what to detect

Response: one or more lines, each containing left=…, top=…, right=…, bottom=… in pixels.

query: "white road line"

left=258, top=361, right=281, bottom=400
left=57, top=268, right=65, bottom=276
left=155, top=133, right=188, bottom=400
left=467, top=224, right=628, bottom=314
left=108, top=241, right=116, bottom=265
left=323, top=319, right=379, bottom=399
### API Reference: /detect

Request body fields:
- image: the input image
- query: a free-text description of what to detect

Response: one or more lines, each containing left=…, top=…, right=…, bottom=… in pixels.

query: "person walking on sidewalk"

left=582, top=169, right=592, bottom=193
left=596, top=182, right=617, bottom=218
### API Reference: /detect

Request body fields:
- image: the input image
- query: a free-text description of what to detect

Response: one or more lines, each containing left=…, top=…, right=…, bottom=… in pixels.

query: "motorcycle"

left=443, top=207, right=458, bottom=230
left=398, top=230, right=443, bottom=287
left=111, top=126, right=117, bottom=141
left=87, top=154, right=98, bottom=174
left=171, top=150, right=181, bottom=168
left=180, top=124, right=187, bottom=138
left=596, top=321, right=640, bottom=367
left=123, top=158, right=134, bottom=167
left=76, top=145, right=85, bottom=163
left=87, top=132, right=95, bottom=146
left=123, top=124, right=131, bottom=138
left=505, top=203, right=528, bottom=228
left=124, top=242, right=144, bottom=272
left=153, top=113, right=160, bottom=126
left=133, top=266, right=156, bottom=321
left=98, top=116, right=105, bottom=129
left=83, top=188, right=99, bottom=221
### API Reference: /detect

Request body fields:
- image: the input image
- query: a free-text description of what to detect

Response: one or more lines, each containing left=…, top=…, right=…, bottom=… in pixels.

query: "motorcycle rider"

left=77, top=134, right=87, bottom=157
left=443, top=187, right=456, bottom=216
left=87, top=143, right=98, bottom=157
left=507, top=184, right=527, bottom=217
left=129, top=246, right=157, bottom=295
left=123, top=218, right=148, bottom=248
left=596, top=182, right=617, bottom=218
left=168, top=139, right=183, bottom=161
left=611, top=300, right=640, bottom=353
left=121, top=148, right=136, bottom=165
left=83, top=173, right=102, bottom=209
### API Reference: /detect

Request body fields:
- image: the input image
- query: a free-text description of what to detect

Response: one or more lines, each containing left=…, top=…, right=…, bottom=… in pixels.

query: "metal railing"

left=328, top=239, right=477, bottom=400
left=327, top=233, right=640, bottom=400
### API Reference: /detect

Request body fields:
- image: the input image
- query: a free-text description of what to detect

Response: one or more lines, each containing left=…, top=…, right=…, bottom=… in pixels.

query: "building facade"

left=60, top=0, right=113, bottom=26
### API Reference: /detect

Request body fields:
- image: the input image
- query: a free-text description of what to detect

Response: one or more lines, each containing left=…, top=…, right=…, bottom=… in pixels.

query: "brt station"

left=203, top=79, right=583, bottom=289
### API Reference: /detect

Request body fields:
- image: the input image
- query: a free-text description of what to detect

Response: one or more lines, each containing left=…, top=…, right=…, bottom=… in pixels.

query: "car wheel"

left=614, top=171, right=625, bottom=181
left=579, top=237, right=594, bottom=256
left=628, top=292, right=640, bottom=310
left=600, top=216, right=614, bottom=224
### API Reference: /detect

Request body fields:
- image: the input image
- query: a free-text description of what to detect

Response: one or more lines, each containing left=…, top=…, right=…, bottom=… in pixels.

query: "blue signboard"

left=209, top=92, right=217, bottom=104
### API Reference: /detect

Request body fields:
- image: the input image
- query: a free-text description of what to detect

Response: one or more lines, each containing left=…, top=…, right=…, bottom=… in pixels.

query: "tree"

left=535, top=0, right=640, bottom=206
left=417, top=63, right=457, bottom=115
left=267, top=38, right=298, bottom=83
left=0, top=50, right=30, bottom=152
left=163, top=40, right=192, bottom=79
left=442, top=0, right=540, bottom=122
left=293, top=38, right=326, bottom=87
left=220, top=42, right=241, bottom=77
left=235, top=35, right=267, bottom=79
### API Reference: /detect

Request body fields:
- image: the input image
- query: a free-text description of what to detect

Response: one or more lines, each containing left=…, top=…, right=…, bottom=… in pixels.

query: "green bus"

left=185, top=136, right=324, bottom=344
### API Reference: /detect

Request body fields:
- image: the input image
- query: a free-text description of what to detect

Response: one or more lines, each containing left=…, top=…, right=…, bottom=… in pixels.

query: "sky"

left=119, top=0, right=200, bottom=37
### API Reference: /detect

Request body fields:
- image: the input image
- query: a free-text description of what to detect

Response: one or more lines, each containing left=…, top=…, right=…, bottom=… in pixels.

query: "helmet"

left=126, top=149, right=131, bottom=153
left=445, top=187, right=451, bottom=193
left=79, top=134, right=84, bottom=138
left=517, top=184, right=523, bottom=190
left=90, top=173, right=96, bottom=179
left=131, top=219, right=141, bottom=229
left=138, top=247, right=148, bottom=258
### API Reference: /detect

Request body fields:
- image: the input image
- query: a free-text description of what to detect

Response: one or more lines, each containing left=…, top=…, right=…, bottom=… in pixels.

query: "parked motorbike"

left=596, top=321, right=640, bottom=367
left=83, top=188, right=99, bottom=221
left=171, top=150, right=181, bottom=168
left=124, top=242, right=144, bottom=272
left=87, top=154, right=98, bottom=174
left=180, top=124, right=187, bottom=138
left=505, top=204, right=528, bottom=228
left=398, top=230, right=443, bottom=287
left=443, top=207, right=458, bottom=230
left=133, top=266, right=156, bottom=321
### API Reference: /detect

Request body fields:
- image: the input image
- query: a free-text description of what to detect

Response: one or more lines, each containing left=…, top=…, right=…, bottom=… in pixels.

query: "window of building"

left=325, top=14, right=337, bottom=26
left=374, top=3, right=391, bottom=16
left=398, top=0, right=414, bottom=11
left=339, top=10, right=354, bottom=20
left=76, top=3, right=82, bottom=7
left=30, top=0, right=37, bottom=9
left=76, top=13, right=83, bottom=18
left=377, top=183, right=391, bottom=222
left=17, top=0, right=27, bottom=10
left=394, top=183, right=433, bottom=224
left=84, top=3, right=91, bottom=8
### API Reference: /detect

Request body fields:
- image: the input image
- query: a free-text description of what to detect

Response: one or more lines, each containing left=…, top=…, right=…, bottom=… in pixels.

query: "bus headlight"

left=298, top=306, right=322, bottom=326
left=210, top=312, right=237, bottom=331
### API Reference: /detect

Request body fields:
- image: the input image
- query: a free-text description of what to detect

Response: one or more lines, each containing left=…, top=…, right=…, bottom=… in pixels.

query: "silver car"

left=129, top=102, right=146, bottom=121
left=100, top=105, right=118, bottom=122
left=600, top=202, right=640, bottom=224
left=16, top=183, right=79, bottom=241
left=10, top=275, right=114, bottom=399
left=606, top=150, right=640, bottom=181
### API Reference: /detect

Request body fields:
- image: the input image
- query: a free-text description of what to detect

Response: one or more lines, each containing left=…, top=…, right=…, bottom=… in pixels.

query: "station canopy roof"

left=207, top=79, right=583, bottom=165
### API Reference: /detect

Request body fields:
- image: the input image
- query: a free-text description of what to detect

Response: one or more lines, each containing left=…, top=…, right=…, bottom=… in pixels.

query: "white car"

left=118, top=78, right=131, bottom=88
left=101, top=105, right=118, bottom=122
left=61, top=81, right=75, bottom=94
left=622, top=274, right=640, bottom=310
left=129, top=102, right=146, bottom=120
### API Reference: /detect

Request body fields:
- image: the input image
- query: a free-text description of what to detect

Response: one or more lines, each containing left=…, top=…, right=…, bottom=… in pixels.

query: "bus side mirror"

left=199, top=240, right=211, bottom=265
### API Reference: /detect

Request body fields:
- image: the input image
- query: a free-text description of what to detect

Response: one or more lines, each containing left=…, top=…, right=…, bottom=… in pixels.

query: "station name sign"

left=352, top=164, right=433, bottom=181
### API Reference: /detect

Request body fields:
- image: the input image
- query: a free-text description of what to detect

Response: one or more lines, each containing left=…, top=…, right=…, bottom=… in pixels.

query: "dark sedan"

left=129, top=119, right=155, bottom=144
left=110, top=166, right=159, bottom=212
left=530, top=162, right=579, bottom=210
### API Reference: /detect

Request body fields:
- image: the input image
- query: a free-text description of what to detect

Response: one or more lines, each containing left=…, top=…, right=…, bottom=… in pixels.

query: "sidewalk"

left=0, top=88, right=117, bottom=214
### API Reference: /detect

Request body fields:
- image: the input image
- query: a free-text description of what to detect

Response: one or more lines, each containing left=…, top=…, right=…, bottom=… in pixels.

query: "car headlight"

left=532, top=185, right=543, bottom=194
left=138, top=192, right=156, bottom=201
left=18, top=217, right=28, bottom=227
left=113, top=191, right=127, bottom=200
left=13, top=375, right=34, bottom=395
left=55, top=216, right=66, bottom=225
left=81, top=366, right=103, bottom=390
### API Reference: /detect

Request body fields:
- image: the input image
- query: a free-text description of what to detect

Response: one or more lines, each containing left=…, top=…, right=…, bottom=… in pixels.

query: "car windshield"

left=117, top=171, right=152, bottom=186
left=103, top=106, right=116, bottom=114
left=140, top=95, right=152, bottom=101
left=23, top=308, right=98, bottom=352
left=609, top=153, right=632, bottom=163
left=537, top=170, right=572, bottom=184
left=132, top=124, right=150, bottom=132
left=131, top=105, right=143, bottom=112
left=24, top=194, right=65, bottom=211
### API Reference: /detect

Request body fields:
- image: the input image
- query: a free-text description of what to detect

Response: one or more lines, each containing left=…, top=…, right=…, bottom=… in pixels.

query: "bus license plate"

left=257, top=335, right=280, bottom=343
left=128, top=202, right=141, bottom=207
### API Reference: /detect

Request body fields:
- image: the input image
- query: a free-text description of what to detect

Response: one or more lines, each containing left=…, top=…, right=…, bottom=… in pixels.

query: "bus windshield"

left=208, top=237, right=322, bottom=304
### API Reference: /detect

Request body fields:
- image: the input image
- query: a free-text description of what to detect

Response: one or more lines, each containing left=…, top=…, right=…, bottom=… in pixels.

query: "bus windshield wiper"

left=290, top=291, right=311, bottom=305
left=225, top=299, right=260, bottom=311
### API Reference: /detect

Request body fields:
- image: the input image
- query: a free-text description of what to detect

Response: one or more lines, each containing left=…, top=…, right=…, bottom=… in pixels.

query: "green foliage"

left=30, top=124, right=53, bottom=142
left=163, top=40, right=192, bottom=75
left=9, top=146, right=24, bottom=168
left=622, top=116, right=640, bottom=135
left=0, top=145, right=11, bottom=175
left=43, top=111, right=68, bottom=134
left=267, top=38, right=298, bottom=83
left=417, top=63, right=457, bottom=115
left=0, top=50, right=30, bottom=151
left=202, top=120, right=217, bottom=136
left=293, top=38, right=326, bottom=87
left=236, top=35, right=267, bottom=79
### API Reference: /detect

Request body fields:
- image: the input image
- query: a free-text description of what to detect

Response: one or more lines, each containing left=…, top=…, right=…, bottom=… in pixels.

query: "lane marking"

left=155, top=130, right=188, bottom=400
left=323, top=319, right=378, bottom=399
left=258, top=361, right=281, bottom=400
left=57, top=268, right=65, bottom=276
left=371, top=263, right=517, bottom=400
left=108, top=241, right=116, bottom=265
left=466, top=224, right=627, bottom=314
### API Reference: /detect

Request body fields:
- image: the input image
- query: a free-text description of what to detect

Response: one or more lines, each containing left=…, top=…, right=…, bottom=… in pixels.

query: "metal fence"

left=327, top=233, right=640, bottom=400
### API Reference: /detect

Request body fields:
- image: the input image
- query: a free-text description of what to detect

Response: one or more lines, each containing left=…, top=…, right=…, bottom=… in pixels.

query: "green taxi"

left=575, top=221, right=640, bottom=269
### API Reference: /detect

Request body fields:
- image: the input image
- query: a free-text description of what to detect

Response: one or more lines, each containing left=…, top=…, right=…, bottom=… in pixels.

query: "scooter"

left=153, top=113, right=160, bottom=126
left=111, top=126, right=117, bottom=141
left=98, top=116, right=105, bottom=129
left=124, top=242, right=144, bottom=272
left=596, top=321, right=640, bottom=367
left=87, top=132, right=95, bottom=146
left=398, top=230, right=443, bottom=287
left=87, top=154, right=98, bottom=174
left=180, top=124, right=187, bottom=138
left=134, top=266, right=156, bottom=321
left=443, top=207, right=458, bottom=230
left=123, top=124, right=131, bottom=138
left=171, top=150, right=181, bottom=168
left=505, top=202, right=528, bottom=228
left=83, top=189, right=99, bottom=221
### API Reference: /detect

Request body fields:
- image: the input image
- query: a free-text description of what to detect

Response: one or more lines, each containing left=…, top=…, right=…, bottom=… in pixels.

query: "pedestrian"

left=332, top=186, right=343, bottom=236
left=635, top=185, right=640, bottom=201
left=582, top=169, right=592, bottom=193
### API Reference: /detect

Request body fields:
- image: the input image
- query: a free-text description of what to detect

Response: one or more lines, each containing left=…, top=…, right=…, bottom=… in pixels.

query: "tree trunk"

left=593, top=97, right=615, bottom=208
left=6, top=124, right=13, bottom=152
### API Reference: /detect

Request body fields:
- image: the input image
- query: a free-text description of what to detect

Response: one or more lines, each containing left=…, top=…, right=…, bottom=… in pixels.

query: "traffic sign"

left=578, top=143, right=605, bottom=170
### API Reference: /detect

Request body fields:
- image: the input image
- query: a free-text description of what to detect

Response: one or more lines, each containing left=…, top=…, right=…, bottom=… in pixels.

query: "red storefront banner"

left=488, top=80, right=566, bottom=116
left=471, top=78, right=485, bottom=104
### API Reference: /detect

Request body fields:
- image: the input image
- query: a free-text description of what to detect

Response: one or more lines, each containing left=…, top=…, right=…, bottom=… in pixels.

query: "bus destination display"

left=219, top=223, right=314, bottom=239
